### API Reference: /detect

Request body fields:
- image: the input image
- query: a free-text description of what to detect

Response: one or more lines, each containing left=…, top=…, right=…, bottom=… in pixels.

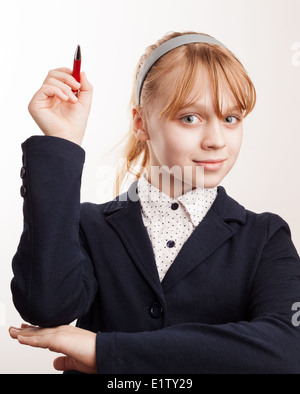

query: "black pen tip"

left=74, top=45, right=81, bottom=61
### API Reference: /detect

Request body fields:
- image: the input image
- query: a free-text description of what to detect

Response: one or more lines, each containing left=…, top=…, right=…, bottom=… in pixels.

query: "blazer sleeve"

left=11, top=136, right=98, bottom=327
left=96, top=214, right=300, bottom=374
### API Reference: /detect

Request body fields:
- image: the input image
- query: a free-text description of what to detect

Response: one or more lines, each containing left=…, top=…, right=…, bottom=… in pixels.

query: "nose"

left=200, top=119, right=226, bottom=150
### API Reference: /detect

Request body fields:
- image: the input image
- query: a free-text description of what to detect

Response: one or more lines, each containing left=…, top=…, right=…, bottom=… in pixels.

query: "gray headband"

left=135, top=33, right=226, bottom=106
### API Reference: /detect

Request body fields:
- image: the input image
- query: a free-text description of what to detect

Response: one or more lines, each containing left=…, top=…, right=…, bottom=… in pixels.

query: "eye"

left=224, top=115, right=240, bottom=125
left=181, top=115, right=200, bottom=125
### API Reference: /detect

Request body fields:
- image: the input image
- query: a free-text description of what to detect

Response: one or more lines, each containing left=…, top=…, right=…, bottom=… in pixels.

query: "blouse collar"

left=137, top=173, right=218, bottom=228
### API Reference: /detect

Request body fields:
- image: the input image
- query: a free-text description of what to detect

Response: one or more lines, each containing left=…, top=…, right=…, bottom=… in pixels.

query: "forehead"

left=155, top=64, right=239, bottom=115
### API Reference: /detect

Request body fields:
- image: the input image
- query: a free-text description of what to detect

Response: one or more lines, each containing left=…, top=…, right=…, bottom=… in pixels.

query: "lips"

left=193, top=159, right=226, bottom=171
left=194, top=159, right=225, bottom=163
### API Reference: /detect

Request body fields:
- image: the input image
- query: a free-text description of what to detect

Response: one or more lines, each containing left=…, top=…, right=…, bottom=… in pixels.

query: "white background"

left=1, top=0, right=300, bottom=374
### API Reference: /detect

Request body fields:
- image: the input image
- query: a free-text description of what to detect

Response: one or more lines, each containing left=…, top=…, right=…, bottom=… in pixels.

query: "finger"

left=17, top=333, right=53, bottom=349
left=47, top=75, right=81, bottom=92
left=39, top=84, right=72, bottom=102
left=21, top=323, right=35, bottom=329
left=9, top=326, right=41, bottom=340
left=44, top=70, right=81, bottom=91
left=51, top=67, right=72, bottom=74
left=53, top=356, right=76, bottom=371
left=45, top=78, right=79, bottom=102
left=9, top=325, right=54, bottom=340
left=9, top=327, right=22, bottom=339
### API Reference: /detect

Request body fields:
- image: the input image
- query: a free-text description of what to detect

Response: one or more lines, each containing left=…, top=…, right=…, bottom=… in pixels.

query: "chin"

left=202, top=173, right=226, bottom=189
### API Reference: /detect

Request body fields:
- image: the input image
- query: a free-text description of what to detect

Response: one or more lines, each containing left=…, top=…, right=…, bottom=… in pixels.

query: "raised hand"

left=28, top=67, right=93, bottom=146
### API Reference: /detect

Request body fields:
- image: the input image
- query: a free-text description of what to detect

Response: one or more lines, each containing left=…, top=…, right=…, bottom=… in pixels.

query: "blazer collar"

left=103, top=181, right=246, bottom=298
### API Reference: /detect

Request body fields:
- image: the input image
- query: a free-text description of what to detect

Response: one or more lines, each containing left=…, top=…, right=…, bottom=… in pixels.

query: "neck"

left=145, top=168, right=196, bottom=199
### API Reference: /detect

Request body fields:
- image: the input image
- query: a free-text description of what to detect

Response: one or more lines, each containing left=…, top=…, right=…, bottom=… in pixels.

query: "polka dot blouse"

left=137, top=173, right=218, bottom=282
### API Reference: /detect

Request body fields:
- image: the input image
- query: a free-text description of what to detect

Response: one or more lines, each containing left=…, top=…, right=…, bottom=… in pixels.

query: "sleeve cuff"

left=96, top=332, right=117, bottom=374
left=22, top=135, right=85, bottom=164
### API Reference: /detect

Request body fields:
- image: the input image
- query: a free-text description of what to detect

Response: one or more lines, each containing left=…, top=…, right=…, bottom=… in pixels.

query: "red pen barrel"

left=72, top=45, right=81, bottom=96
left=72, top=59, right=81, bottom=83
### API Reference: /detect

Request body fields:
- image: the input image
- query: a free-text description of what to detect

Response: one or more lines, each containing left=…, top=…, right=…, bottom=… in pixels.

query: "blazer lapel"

left=161, top=186, right=246, bottom=293
left=103, top=181, right=164, bottom=300
left=161, top=209, right=234, bottom=293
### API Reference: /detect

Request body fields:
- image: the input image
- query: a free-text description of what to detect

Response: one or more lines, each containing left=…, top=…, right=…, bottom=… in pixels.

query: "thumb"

left=53, top=356, right=97, bottom=374
left=77, top=71, right=93, bottom=109
left=53, top=356, right=77, bottom=372
left=79, top=71, right=93, bottom=93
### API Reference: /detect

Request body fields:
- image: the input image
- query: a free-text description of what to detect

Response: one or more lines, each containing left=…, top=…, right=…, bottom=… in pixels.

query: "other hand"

left=9, top=324, right=97, bottom=374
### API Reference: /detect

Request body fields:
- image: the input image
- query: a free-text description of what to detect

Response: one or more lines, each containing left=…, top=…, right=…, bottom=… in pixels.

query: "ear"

left=132, top=106, right=150, bottom=141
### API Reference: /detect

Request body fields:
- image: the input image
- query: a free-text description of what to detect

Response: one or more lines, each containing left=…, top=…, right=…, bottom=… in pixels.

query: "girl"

left=9, top=31, right=300, bottom=374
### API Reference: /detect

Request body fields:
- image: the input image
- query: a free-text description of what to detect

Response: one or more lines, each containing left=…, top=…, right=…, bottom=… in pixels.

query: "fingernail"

left=9, top=327, right=21, bottom=334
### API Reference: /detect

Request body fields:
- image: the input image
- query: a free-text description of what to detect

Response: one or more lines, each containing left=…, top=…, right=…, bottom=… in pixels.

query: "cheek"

left=167, top=133, right=191, bottom=152
left=160, top=133, right=194, bottom=166
left=235, top=131, right=243, bottom=153
left=227, top=129, right=243, bottom=163
left=148, top=121, right=193, bottom=164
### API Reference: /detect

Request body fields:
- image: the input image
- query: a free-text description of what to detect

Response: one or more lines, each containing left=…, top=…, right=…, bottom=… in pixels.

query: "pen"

left=72, top=45, right=81, bottom=96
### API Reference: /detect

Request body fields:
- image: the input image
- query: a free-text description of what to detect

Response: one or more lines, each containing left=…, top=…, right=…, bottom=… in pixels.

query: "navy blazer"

left=11, top=136, right=300, bottom=374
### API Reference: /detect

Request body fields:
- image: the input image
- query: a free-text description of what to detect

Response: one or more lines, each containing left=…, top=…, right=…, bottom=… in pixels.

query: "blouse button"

left=167, top=240, right=176, bottom=248
left=171, top=203, right=179, bottom=210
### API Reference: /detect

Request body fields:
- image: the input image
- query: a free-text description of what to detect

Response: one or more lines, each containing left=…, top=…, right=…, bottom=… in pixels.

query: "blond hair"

left=114, top=31, right=256, bottom=197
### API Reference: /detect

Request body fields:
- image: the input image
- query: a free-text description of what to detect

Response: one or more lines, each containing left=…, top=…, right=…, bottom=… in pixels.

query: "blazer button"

left=20, top=185, right=26, bottom=198
left=20, top=167, right=26, bottom=179
left=149, top=301, right=163, bottom=319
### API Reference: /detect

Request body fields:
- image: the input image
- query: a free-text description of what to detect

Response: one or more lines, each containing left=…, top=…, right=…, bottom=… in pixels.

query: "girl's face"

left=133, top=67, right=244, bottom=195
